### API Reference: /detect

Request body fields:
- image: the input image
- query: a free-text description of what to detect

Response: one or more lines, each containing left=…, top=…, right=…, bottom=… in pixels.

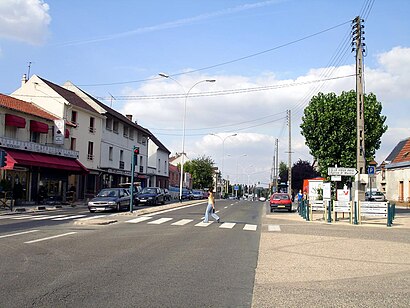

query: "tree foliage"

left=183, top=155, right=215, bottom=189
left=300, top=90, right=387, bottom=177
left=278, top=160, right=319, bottom=192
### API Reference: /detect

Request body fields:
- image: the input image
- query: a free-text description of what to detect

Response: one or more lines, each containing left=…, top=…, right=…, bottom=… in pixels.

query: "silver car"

left=88, top=188, right=131, bottom=212
left=365, top=191, right=386, bottom=202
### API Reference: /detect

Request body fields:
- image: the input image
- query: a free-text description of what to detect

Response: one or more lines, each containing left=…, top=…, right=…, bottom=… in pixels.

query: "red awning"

left=5, top=114, right=26, bottom=128
left=65, top=128, right=70, bottom=138
left=30, top=120, right=49, bottom=133
left=4, top=149, right=88, bottom=174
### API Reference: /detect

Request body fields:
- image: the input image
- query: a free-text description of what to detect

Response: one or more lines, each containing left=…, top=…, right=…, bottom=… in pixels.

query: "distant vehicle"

left=162, top=188, right=172, bottom=202
left=137, top=187, right=165, bottom=206
left=191, top=190, right=204, bottom=200
left=88, top=188, right=131, bottom=213
left=269, top=193, right=292, bottom=212
left=259, top=196, right=266, bottom=202
left=181, top=189, right=192, bottom=200
left=365, top=191, right=386, bottom=202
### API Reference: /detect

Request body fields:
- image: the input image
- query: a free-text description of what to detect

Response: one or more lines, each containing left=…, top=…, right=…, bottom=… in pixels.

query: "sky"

left=1, top=0, right=409, bottom=187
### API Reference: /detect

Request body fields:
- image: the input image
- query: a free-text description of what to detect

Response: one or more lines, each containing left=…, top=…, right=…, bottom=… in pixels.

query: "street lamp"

left=159, top=73, right=216, bottom=201
left=210, top=133, right=237, bottom=198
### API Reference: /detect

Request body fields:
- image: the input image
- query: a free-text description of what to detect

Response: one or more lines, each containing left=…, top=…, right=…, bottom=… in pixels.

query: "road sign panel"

left=328, top=167, right=357, bottom=176
left=367, top=166, right=375, bottom=175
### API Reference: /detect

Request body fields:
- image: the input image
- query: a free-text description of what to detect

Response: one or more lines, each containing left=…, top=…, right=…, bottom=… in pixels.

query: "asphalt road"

left=0, top=199, right=263, bottom=307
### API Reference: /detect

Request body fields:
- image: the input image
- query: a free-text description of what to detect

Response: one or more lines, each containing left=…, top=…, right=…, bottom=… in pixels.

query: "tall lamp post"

left=210, top=133, right=237, bottom=198
left=159, top=73, right=216, bottom=201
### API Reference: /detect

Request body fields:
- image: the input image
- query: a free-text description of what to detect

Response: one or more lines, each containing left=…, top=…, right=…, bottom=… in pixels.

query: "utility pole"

left=287, top=110, right=292, bottom=195
left=352, top=16, right=366, bottom=201
left=275, top=138, right=279, bottom=192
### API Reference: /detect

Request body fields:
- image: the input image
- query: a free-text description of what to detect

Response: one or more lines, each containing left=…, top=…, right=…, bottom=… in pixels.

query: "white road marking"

left=147, top=218, right=173, bottom=225
left=243, top=224, right=257, bottom=231
left=52, top=215, right=86, bottom=221
left=0, top=230, right=39, bottom=239
left=224, top=206, right=228, bottom=209
left=77, top=215, right=107, bottom=221
left=195, top=221, right=213, bottom=227
left=171, top=219, right=193, bottom=226
left=32, top=215, right=69, bottom=220
left=219, top=222, right=236, bottom=229
left=24, top=232, right=77, bottom=244
left=149, top=201, right=206, bottom=216
left=125, top=216, right=152, bottom=223
left=11, top=215, right=40, bottom=220
left=268, top=224, right=281, bottom=232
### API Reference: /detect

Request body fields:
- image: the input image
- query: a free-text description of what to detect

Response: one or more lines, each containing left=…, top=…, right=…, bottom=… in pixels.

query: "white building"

left=146, top=132, right=170, bottom=188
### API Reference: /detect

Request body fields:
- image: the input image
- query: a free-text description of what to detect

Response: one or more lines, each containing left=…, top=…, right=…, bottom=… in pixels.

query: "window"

left=129, top=129, right=134, bottom=140
left=158, top=159, right=161, bottom=173
left=87, top=141, right=94, bottom=160
left=106, top=118, right=112, bottom=131
left=4, top=125, right=17, bottom=139
left=71, top=110, right=78, bottom=124
left=30, top=132, right=40, bottom=143
left=120, top=150, right=124, bottom=162
left=123, top=125, right=129, bottom=138
left=113, top=121, right=119, bottom=134
left=70, top=138, right=76, bottom=151
left=89, top=117, right=96, bottom=133
left=109, top=147, right=113, bottom=161
left=164, top=161, right=167, bottom=175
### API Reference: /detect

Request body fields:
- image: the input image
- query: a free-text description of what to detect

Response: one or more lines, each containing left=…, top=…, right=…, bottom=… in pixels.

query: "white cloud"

left=0, top=0, right=51, bottom=45
left=120, top=46, right=410, bottom=184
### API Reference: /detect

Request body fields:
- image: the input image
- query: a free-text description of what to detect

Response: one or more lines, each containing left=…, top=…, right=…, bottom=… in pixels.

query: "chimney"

left=126, top=114, right=132, bottom=121
left=21, top=74, right=27, bottom=86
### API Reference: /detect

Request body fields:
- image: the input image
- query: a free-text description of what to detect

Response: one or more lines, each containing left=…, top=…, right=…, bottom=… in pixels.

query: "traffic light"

left=0, top=150, right=7, bottom=167
left=133, top=146, right=139, bottom=166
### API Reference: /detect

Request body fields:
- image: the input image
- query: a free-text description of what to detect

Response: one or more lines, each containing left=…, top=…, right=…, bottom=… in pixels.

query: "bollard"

left=306, top=200, right=310, bottom=221
left=327, top=200, right=332, bottom=223
left=353, top=201, right=358, bottom=225
left=387, top=203, right=392, bottom=227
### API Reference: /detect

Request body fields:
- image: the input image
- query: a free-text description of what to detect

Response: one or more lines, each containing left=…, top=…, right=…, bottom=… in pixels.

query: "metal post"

left=130, top=148, right=136, bottom=213
left=327, top=200, right=332, bottom=223
left=354, top=201, right=358, bottom=225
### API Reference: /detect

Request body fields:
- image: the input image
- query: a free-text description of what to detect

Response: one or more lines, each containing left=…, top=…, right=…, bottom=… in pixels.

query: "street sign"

left=328, top=167, right=357, bottom=176
left=331, top=175, right=342, bottom=182
left=234, top=185, right=239, bottom=191
left=367, top=166, right=375, bottom=175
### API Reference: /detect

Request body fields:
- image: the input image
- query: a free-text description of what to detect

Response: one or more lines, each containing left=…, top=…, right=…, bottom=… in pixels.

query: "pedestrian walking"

left=203, top=190, right=220, bottom=223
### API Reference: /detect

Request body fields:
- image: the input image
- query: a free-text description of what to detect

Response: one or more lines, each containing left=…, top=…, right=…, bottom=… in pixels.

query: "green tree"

left=278, top=161, right=289, bottom=184
left=300, top=90, right=387, bottom=177
left=292, top=159, right=320, bottom=191
left=183, top=155, right=215, bottom=189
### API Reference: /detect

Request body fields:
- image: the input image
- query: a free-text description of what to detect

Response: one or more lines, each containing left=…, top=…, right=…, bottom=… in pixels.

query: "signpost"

left=328, top=167, right=357, bottom=176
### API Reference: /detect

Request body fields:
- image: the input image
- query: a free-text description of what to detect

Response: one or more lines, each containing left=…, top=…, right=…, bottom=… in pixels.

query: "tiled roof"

left=384, top=137, right=410, bottom=169
left=392, top=137, right=410, bottom=164
left=38, top=77, right=98, bottom=114
left=0, top=93, right=57, bottom=120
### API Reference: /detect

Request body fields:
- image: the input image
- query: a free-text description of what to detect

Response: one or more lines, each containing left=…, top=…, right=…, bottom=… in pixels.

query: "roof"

left=146, top=129, right=171, bottom=154
left=66, top=83, right=151, bottom=136
left=38, top=76, right=98, bottom=114
left=0, top=93, right=57, bottom=121
left=384, top=137, right=410, bottom=169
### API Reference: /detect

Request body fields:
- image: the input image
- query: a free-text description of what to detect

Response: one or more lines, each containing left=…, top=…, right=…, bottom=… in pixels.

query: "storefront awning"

left=30, top=120, right=49, bottom=133
left=65, top=128, right=70, bottom=138
left=4, top=149, right=89, bottom=174
left=5, top=114, right=26, bottom=128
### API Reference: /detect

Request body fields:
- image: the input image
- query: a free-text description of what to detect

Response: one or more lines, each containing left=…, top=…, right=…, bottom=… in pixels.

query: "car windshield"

left=141, top=188, right=157, bottom=194
left=97, top=189, right=118, bottom=197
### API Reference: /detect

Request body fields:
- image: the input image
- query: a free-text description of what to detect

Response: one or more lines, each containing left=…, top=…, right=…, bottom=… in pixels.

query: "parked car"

left=118, top=182, right=141, bottom=204
left=191, top=190, right=204, bottom=200
left=365, top=191, right=386, bottom=202
left=162, top=188, right=172, bottom=202
left=181, top=188, right=192, bottom=200
left=137, top=187, right=165, bottom=206
left=269, top=193, right=292, bottom=212
left=88, top=188, right=131, bottom=213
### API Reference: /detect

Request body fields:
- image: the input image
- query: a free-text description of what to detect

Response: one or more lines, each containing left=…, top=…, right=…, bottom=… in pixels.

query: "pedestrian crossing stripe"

left=32, top=215, right=68, bottom=220
left=147, top=218, right=173, bottom=225
left=171, top=219, right=193, bottom=226
left=268, top=224, right=281, bottom=232
left=219, top=222, right=235, bottom=229
left=195, top=221, right=214, bottom=227
left=125, top=216, right=153, bottom=224
left=243, top=224, right=257, bottom=231
left=52, top=215, right=87, bottom=221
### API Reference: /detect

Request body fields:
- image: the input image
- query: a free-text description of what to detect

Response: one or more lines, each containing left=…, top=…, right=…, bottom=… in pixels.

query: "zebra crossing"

left=125, top=216, right=259, bottom=231
left=0, top=212, right=116, bottom=223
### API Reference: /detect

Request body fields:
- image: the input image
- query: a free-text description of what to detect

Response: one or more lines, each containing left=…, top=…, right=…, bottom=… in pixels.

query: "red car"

left=269, top=193, right=292, bottom=212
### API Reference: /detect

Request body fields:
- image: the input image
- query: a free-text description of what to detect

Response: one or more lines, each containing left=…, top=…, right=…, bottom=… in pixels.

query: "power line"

left=76, top=20, right=351, bottom=87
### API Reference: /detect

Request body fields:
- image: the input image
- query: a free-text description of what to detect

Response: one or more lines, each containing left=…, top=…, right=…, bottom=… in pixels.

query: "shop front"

left=0, top=148, right=88, bottom=205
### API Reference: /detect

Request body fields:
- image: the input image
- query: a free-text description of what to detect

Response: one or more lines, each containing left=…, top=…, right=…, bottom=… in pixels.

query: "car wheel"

left=161, top=198, right=165, bottom=205
left=116, top=203, right=121, bottom=212
left=288, top=207, right=292, bottom=212
left=270, top=208, right=273, bottom=212
left=89, top=210, right=95, bottom=213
